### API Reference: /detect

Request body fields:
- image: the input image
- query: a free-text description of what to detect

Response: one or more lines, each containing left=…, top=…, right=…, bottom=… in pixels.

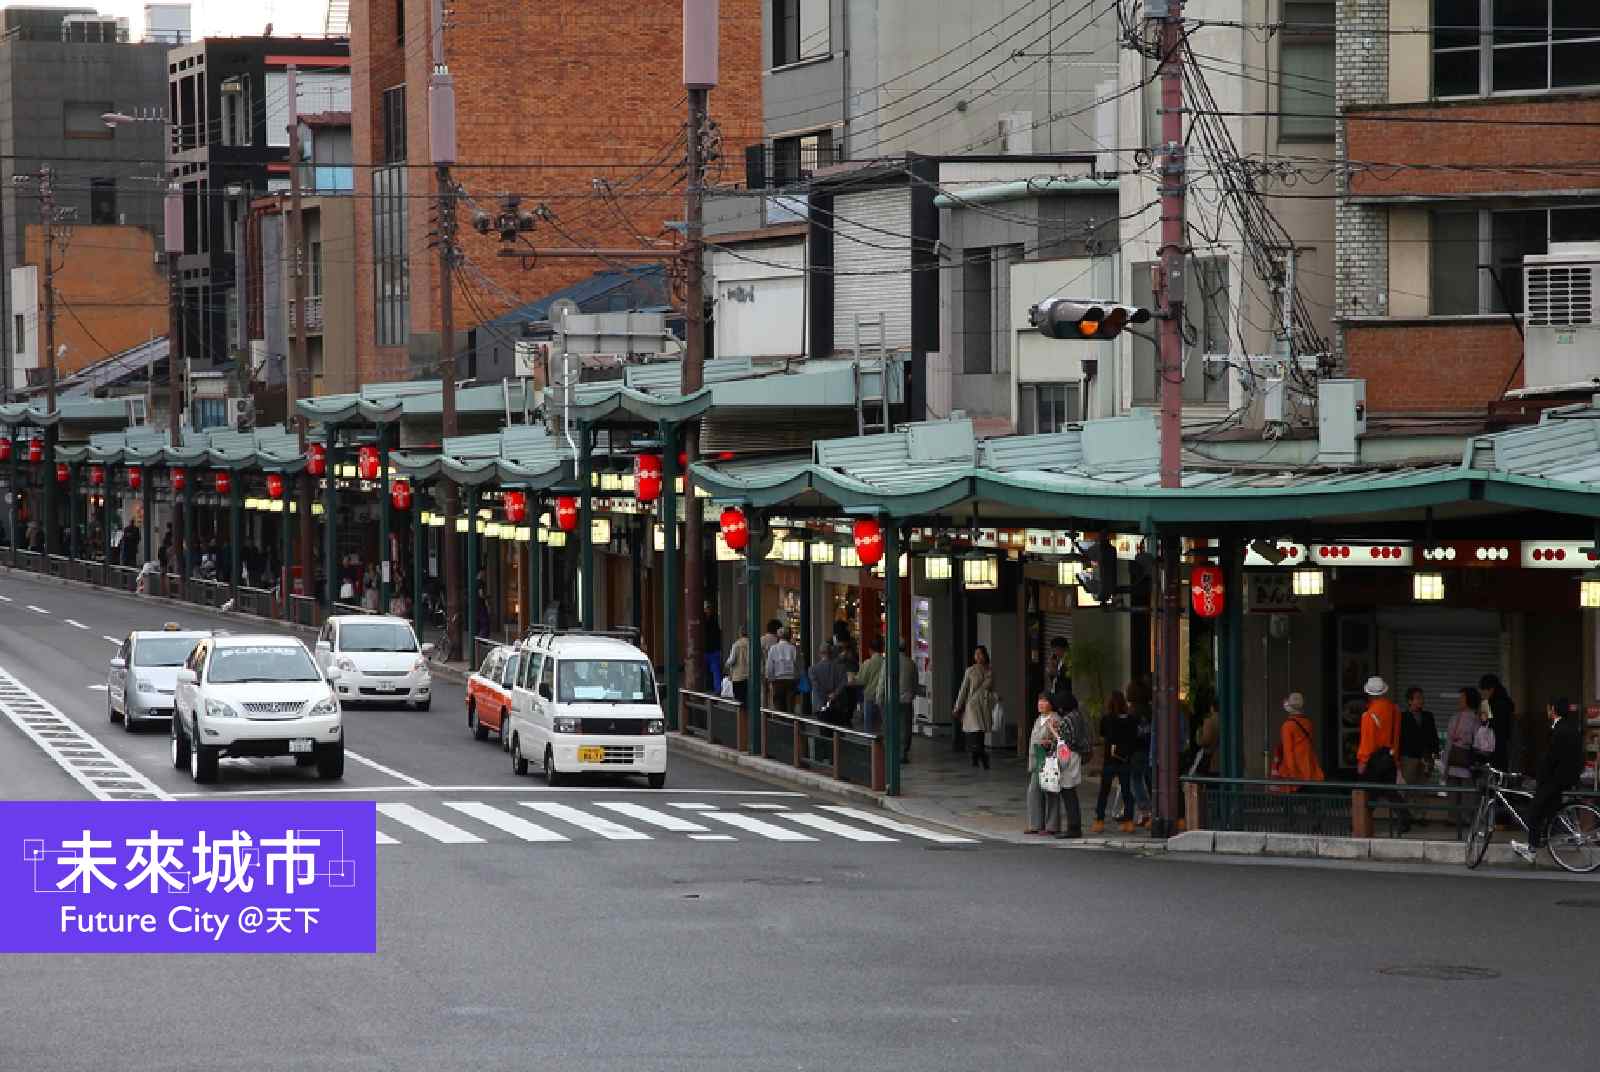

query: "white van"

left=507, top=632, right=666, bottom=788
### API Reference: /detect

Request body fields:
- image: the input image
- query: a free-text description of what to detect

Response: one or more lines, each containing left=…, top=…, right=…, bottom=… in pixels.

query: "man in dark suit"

left=1045, top=637, right=1072, bottom=712
left=1514, top=697, right=1585, bottom=862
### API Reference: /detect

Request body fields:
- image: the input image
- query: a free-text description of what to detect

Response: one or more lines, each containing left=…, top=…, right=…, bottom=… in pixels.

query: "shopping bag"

left=719, top=677, right=735, bottom=699
left=1039, top=754, right=1062, bottom=793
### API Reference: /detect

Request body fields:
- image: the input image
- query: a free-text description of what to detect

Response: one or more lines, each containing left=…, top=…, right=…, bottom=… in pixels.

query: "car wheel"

left=500, top=709, right=511, bottom=751
left=469, top=703, right=488, bottom=741
left=647, top=772, right=666, bottom=789
left=170, top=714, right=189, bottom=769
left=189, top=731, right=218, bottom=784
left=544, top=746, right=563, bottom=787
left=411, top=698, right=431, bottom=712
left=317, top=741, right=344, bottom=780
left=109, top=693, right=121, bottom=724
left=511, top=734, right=529, bottom=776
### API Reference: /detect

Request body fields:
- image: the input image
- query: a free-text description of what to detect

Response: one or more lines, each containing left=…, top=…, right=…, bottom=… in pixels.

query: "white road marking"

left=342, top=748, right=431, bottom=789
left=703, top=811, right=816, bottom=842
left=741, top=803, right=787, bottom=810
left=688, top=834, right=736, bottom=841
left=166, top=785, right=806, bottom=799
left=0, top=665, right=169, bottom=801
left=521, top=801, right=650, bottom=840
left=0, top=594, right=11, bottom=601
left=443, top=801, right=567, bottom=842
left=376, top=831, right=400, bottom=845
left=778, top=811, right=897, bottom=842
left=87, top=685, right=108, bottom=691
left=818, top=806, right=977, bottom=844
left=103, top=636, right=120, bottom=645
left=592, top=801, right=709, bottom=832
left=63, top=619, right=89, bottom=630
left=669, top=802, right=719, bottom=810
left=25, top=604, right=48, bottom=614
left=376, top=802, right=483, bottom=844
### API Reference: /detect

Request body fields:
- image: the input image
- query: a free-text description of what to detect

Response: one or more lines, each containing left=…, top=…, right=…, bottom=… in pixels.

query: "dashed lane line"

left=25, top=605, right=48, bottom=614
left=103, top=636, right=120, bottom=645
left=343, top=748, right=432, bottom=790
left=63, top=619, right=89, bottom=630
left=0, top=665, right=169, bottom=801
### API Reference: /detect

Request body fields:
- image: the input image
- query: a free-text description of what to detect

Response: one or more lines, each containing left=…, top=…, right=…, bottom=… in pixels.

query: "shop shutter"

left=831, top=186, right=913, bottom=352
left=1393, top=631, right=1500, bottom=714
left=1042, top=611, right=1074, bottom=647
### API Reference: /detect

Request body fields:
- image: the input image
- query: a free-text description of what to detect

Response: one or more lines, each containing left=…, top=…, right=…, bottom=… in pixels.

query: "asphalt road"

left=1, top=571, right=1597, bottom=1072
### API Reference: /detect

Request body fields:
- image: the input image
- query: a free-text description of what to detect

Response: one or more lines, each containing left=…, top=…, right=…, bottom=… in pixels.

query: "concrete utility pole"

left=164, top=182, right=185, bottom=596
left=18, top=165, right=69, bottom=555
left=430, top=0, right=463, bottom=661
left=681, top=0, right=718, bottom=692
left=1150, top=0, right=1186, bottom=838
left=287, top=65, right=313, bottom=618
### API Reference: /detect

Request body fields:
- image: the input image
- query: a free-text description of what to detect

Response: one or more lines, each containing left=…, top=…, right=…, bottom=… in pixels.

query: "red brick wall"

left=1347, top=95, right=1600, bottom=197
left=1345, top=320, right=1523, bottom=412
left=352, top=0, right=764, bottom=386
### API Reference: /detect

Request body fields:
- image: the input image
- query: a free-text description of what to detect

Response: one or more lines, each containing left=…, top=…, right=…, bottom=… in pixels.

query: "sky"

left=30, top=0, right=332, bottom=40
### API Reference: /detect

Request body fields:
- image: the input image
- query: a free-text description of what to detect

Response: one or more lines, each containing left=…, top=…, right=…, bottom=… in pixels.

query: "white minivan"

left=507, top=633, right=666, bottom=788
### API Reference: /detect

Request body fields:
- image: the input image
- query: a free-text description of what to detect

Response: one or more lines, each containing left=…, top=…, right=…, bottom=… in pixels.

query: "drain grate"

left=1379, top=964, right=1500, bottom=981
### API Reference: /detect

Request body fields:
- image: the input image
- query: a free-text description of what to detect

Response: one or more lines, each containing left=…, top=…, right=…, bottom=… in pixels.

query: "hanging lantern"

left=127, top=466, right=142, bottom=490
left=265, top=473, right=285, bottom=499
left=390, top=478, right=413, bottom=510
left=307, top=442, right=327, bottom=477
left=27, top=439, right=42, bottom=464
left=634, top=453, right=663, bottom=504
left=852, top=517, right=884, bottom=566
left=357, top=444, right=380, bottom=481
left=555, top=496, right=579, bottom=532
left=1191, top=565, right=1225, bottom=619
left=88, top=464, right=105, bottom=486
left=54, top=462, right=69, bottom=485
left=214, top=470, right=232, bottom=495
left=504, top=490, right=528, bottom=523
left=719, top=506, right=749, bottom=551
left=0, top=437, right=11, bottom=462
left=171, top=467, right=187, bottom=492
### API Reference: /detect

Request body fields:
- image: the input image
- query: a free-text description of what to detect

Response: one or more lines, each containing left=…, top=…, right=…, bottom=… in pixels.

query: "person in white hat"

left=1358, top=675, right=1409, bottom=832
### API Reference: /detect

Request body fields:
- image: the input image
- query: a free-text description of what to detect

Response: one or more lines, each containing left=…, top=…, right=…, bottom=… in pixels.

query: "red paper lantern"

left=634, top=453, right=662, bottom=504
left=719, top=506, right=749, bottom=551
left=1191, top=565, right=1225, bottom=619
left=555, top=496, right=579, bottom=532
left=0, top=437, right=12, bottom=462
left=503, top=490, right=527, bottom=523
left=357, top=444, right=380, bottom=481
left=265, top=473, right=285, bottom=499
left=127, top=466, right=142, bottom=490
left=852, top=517, right=884, bottom=567
left=27, top=439, right=42, bottom=464
left=214, top=470, right=232, bottom=496
left=307, top=442, right=327, bottom=477
left=54, top=463, right=69, bottom=484
left=89, top=465, right=105, bottom=487
left=171, top=468, right=187, bottom=492
left=390, top=479, right=412, bottom=511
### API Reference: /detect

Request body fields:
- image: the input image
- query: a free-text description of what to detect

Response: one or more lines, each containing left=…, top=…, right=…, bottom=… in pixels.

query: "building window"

left=1020, top=383, right=1081, bottom=434
left=63, top=100, right=113, bottom=140
left=771, top=129, right=833, bottom=186
left=265, top=72, right=351, bottom=148
left=395, top=0, right=405, bottom=46
left=1279, top=1, right=1334, bottom=140
left=773, top=0, right=830, bottom=68
left=1430, top=204, right=1600, bottom=314
left=382, top=85, right=407, bottom=163
left=89, top=179, right=116, bottom=225
left=1433, top=0, right=1600, bottom=97
left=13, top=315, right=24, bottom=354
left=373, top=165, right=410, bottom=347
left=220, top=75, right=251, bottom=146
left=1131, top=257, right=1231, bottom=405
left=310, top=240, right=323, bottom=297
left=193, top=397, right=227, bottom=430
left=961, top=250, right=993, bottom=374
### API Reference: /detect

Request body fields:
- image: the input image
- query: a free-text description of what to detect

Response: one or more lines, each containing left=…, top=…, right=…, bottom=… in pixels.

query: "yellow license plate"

left=577, top=746, right=606, bottom=763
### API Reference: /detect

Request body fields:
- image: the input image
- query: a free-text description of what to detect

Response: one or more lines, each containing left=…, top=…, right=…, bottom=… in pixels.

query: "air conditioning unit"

left=227, top=396, right=255, bottom=431
left=1523, top=243, right=1600, bottom=390
left=514, top=339, right=552, bottom=378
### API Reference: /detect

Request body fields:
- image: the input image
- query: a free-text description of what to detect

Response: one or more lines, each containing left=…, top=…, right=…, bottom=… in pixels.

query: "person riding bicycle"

left=1513, top=697, right=1585, bottom=863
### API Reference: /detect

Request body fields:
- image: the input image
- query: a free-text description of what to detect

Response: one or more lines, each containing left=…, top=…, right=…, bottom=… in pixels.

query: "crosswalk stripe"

left=444, top=801, right=568, bottom=842
left=778, top=812, right=897, bottom=842
left=741, top=803, right=787, bottom=810
left=817, top=806, right=976, bottom=844
left=376, top=831, right=400, bottom=845
left=689, top=834, right=736, bottom=841
left=377, top=802, right=485, bottom=844
left=521, top=801, right=651, bottom=840
left=668, top=802, right=717, bottom=811
left=592, top=802, right=709, bottom=832
left=703, top=811, right=816, bottom=842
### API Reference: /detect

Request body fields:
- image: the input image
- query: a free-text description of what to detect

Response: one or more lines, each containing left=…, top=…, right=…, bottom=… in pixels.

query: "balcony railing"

left=290, top=297, right=325, bottom=333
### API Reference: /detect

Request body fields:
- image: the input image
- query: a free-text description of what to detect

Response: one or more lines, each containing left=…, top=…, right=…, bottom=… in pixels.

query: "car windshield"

left=208, top=645, right=321, bottom=683
left=557, top=659, right=655, bottom=703
left=133, top=636, right=202, bottom=667
left=340, top=622, right=419, bottom=653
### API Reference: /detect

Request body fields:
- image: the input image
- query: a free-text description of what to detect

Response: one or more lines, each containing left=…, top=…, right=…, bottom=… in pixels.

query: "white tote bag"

left=1038, top=754, right=1062, bottom=793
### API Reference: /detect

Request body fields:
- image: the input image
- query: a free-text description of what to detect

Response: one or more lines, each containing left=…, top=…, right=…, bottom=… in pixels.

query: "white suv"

left=315, top=614, right=433, bottom=710
left=171, top=634, right=344, bottom=783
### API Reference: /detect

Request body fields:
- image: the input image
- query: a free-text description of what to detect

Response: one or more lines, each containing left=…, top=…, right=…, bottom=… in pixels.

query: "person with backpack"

left=1358, top=676, right=1410, bottom=834
left=1025, top=695, right=1065, bottom=837
left=1056, top=693, right=1091, bottom=839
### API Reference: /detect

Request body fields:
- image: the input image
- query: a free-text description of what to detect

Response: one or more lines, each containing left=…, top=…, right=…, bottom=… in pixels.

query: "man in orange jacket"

left=1358, top=676, right=1409, bottom=832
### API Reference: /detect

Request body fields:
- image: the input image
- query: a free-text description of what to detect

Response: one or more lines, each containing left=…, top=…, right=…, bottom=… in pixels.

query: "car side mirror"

left=420, top=642, right=435, bottom=657
left=176, top=668, right=197, bottom=685
left=315, top=640, right=331, bottom=653
left=325, top=667, right=342, bottom=682
left=109, top=657, right=126, bottom=671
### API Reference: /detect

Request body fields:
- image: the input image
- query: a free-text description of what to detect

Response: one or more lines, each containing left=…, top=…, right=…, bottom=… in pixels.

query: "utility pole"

left=1150, top=0, right=1187, bottom=839
left=17, top=165, right=70, bottom=555
left=681, top=0, right=717, bottom=692
left=287, top=65, right=314, bottom=619
left=430, top=0, right=462, bottom=660
left=164, top=182, right=185, bottom=595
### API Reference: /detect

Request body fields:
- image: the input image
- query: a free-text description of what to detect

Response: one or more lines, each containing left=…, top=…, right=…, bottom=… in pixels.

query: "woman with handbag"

left=953, top=645, right=997, bottom=769
left=1444, top=687, right=1482, bottom=787
left=1025, top=695, right=1064, bottom=836
left=1056, top=693, right=1090, bottom=838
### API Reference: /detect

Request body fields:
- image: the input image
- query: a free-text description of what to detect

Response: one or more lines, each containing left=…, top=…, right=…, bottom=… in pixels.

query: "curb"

left=1166, top=828, right=1537, bottom=868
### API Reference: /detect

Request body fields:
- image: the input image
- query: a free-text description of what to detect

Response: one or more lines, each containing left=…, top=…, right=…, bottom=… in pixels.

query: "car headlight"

left=646, top=719, right=665, bottom=735
left=307, top=696, right=339, bottom=717
left=203, top=698, right=238, bottom=719
left=412, top=657, right=428, bottom=674
left=553, top=716, right=580, bottom=734
left=335, top=657, right=356, bottom=672
left=135, top=677, right=156, bottom=693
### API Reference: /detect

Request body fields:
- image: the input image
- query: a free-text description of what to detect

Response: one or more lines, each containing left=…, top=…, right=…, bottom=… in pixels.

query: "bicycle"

left=1464, top=766, right=1600, bottom=873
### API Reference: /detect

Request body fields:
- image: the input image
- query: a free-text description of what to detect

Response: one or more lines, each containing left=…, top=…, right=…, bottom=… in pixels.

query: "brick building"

left=349, top=0, right=763, bottom=386
left=1336, top=0, right=1600, bottom=413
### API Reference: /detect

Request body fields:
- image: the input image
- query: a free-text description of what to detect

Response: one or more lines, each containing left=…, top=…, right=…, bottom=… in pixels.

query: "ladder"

left=853, top=313, right=889, bottom=436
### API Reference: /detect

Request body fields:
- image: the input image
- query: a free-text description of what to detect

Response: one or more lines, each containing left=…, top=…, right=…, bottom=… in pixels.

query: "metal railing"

left=681, top=690, right=886, bottom=793
left=1182, top=776, right=1483, bottom=840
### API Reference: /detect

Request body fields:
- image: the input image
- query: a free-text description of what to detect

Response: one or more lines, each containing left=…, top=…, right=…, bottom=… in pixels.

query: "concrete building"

left=0, top=6, right=170, bottom=392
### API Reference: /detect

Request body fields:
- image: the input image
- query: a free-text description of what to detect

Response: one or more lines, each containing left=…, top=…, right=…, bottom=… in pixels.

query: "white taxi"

left=108, top=623, right=210, bottom=731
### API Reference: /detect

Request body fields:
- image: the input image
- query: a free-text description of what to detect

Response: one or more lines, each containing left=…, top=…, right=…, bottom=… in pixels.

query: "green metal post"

left=660, top=420, right=680, bottom=730
left=8, top=443, right=17, bottom=567
left=279, top=482, right=291, bottom=615
left=465, top=484, right=478, bottom=660
left=577, top=420, right=594, bottom=630
left=141, top=470, right=153, bottom=570
left=1221, top=535, right=1244, bottom=780
left=884, top=520, right=901, bottom=795
left=529, top=511, right=541, bottom=631
left=745, top=508, right=763, bottom=754
left=229, top=476, right=242, bottom=600
left=412, top=494, right=425, bottom=638
left=181, top=478, right=193, bottom=598
left=323, top=440, right=337, bottom=608
left=378, top=427, right=391, bottom=611
left=42, top=425, right=57, bottom=555
left=103, top=475, right=116, bottom=585
left=67, top=466, right=78, bottom=561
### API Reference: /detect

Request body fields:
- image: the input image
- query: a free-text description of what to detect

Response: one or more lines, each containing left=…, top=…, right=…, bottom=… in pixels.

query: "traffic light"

left=1029, top=298, right=1151, bottom=341
left=1076, top=535, right=1118, bottom=601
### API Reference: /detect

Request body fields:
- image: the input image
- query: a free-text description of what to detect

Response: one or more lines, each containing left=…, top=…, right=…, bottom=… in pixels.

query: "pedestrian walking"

left=1093, top=690, right=1137, bottom=833
left=764, top=626, right=799, bottom=713
left=1128, top=679, right=1153, bottom=826
left=703, top=602, right=723, bottom=692
left=1025, top=695, right=1065, bottom=837
left=1512, top=697, right=1584, bottom=863
left=1271, top=692, right=1324, bottom=789
left=952, top=645, right=997, bottom=770
left=895, top=641, right=916, bottom=764
left=1479, top=673, right=1515, bottom=772
left=1358, top=675, right=1409, bottom=833
left=856, top=636, right=887, bottom=734
left=1444, top=687, right=1482, bottom=788
left=1399, top=686, right=1439, bottom=790
left=809, top=643, right=852, bottom=725
left=725, top=627, right=751, bottom=704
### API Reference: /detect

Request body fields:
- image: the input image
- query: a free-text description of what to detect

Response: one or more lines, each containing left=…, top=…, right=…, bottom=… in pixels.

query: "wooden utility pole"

left=287, top=65, right=314, bottom=618
left=31, top=165, right=64, bottom=555
left=431, top=0, right=462, bottom=660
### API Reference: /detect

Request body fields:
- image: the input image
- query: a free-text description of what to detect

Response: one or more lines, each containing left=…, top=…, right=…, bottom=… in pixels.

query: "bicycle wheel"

left=1465, top=795, right=1495, bottom=870
left=1545, top=803, right=1600, bottom=874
